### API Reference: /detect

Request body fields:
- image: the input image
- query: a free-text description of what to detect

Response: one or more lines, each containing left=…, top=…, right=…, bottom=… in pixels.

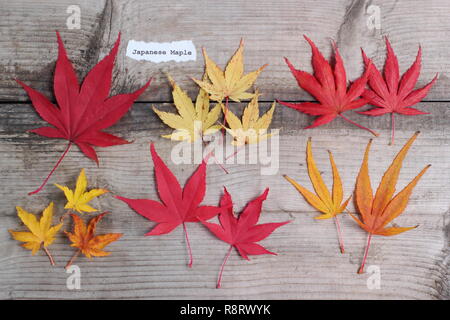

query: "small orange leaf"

left=65, top=212, right=122, bottom=268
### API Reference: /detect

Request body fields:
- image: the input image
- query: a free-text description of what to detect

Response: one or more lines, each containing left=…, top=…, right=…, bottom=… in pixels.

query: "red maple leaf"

left=116, top=143, right=224, bottom=268
left=201, top=187, right=290, bottom=288
left=359, top=37, right=437, bottom=144
left=17, top=32, right=151, bottom=195
left=279, top=35, right=378, bottom=136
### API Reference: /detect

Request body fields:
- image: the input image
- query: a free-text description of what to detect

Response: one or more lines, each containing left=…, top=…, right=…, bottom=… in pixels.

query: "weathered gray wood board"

left=0, top=102, right=448, bottom=299
left=1, top=0, right=450, bottom=102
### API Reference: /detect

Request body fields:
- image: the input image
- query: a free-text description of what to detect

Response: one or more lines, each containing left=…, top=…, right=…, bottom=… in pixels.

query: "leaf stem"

left=182, top=223, right=193, bottom=268
left=43, top=246, right=56, bottom=266
left=60, top=210, right=72, bottom=223
left=358, top=233, right=373, bottom=274
left=225, top=144, right=245, bottom=161
left=334, top=215, right=345, bottom=254
left=338, top=114, right=379, bottom=137
left=65, top=249, right=81, bottom=269
left=223, top=96, right=229, bottom=132
left=217, top=245, right=233, bottom=289
left=202, top=138, right=229, bottom=174
left=29, top=142, right=73, bottom=195
left=390, top=113, right=395, bottom=145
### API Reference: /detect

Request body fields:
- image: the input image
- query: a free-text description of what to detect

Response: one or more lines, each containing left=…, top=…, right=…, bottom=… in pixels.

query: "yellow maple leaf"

left=9, top=202, right=62, bottom=265
left=55, top=169, right=108, bottom=213
left=192, top=40, right=267, bottom=102
left=284, top=138, right=351, bottom=253
left=153, top=75, right=221, bottom=142
left=223, top=92, right=276, bottom=146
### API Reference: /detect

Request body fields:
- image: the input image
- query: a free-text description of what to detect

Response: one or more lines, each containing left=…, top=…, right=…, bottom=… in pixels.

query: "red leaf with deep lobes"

left=359, top=37, right=437, bottom=144
left=279, top=35, right=377, bottom=136
left=116, top=143, right=225, bottom=268
left=201, top=187, right=290, bottom=288
left=18, top=31, right=151, bottom=194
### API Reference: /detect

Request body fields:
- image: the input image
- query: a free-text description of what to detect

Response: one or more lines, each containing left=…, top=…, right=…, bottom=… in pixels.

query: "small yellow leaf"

left=9, top=202, right=62, bottom=264
left=55, top=169, right=108, bottom=214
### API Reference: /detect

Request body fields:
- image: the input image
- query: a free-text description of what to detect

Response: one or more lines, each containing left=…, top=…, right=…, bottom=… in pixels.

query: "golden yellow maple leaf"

left=284, top=138, right=351, bottom=253
left=65, top=212, right=122, bottom=268
left=9, top=202, right=62, bottom=265
left=55, top=169, right=108, bottom=213
left=153, top=75, right=221, bottom=142
left=223, top=93, right=276, bottom=146
left=192, top=40, right=267, bottom=102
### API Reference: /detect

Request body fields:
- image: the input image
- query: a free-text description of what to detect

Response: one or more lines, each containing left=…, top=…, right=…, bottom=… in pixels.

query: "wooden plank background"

left=0, top=0, right=448, bottom=299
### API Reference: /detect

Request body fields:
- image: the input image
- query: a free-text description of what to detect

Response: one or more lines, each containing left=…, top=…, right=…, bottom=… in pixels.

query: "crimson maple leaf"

left=201, top=188, right=290, bottom=288
left=116, top=143, right=224, bottom=268
left=17, top=32, right=151, bottom=195
left=359, top=37, right=437, bottom=144
left=279, top=35, right=378, bottom=136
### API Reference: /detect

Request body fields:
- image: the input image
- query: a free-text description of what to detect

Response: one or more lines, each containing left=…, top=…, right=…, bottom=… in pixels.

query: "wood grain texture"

left=0, top=102, right=448, bottom=299
left=1, top=0, right=450, bottom=102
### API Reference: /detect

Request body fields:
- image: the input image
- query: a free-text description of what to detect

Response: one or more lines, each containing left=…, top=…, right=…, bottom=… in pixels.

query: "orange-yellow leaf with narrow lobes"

left=284, top=138, right=351, bottom=219
left=65, top=212, right=122, bottom=268
left=352, top=131, right=429, bottom=235
left=284, top=138, right=351, bottom=253
left=351, top=131, right=430, bottom=273
left=9, top=202, right=62, bottom=265
left=192, top=40, right=267, bottom=102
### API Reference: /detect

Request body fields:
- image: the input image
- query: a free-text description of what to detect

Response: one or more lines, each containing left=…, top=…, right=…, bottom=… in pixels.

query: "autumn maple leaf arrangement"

left=9, top=168, right=122, bottom=267
left=9, top=31, right=437, bottom=286
left=284, top=132, right=430, bottom=273
left=279, top=36, right=434, bottom=272
left=280, top=36, right=436, bottom=142
left=117, top=144, right=290, bottom=285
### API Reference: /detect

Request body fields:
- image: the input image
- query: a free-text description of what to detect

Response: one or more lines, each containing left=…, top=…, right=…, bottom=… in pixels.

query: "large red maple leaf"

left=202, top=188, right=290, bottom=288
left=279, top=35, right=378, bottom=136
left=359, top=37, right=437, bottom=144
left=116, top=143, right=224, bottom=268
left=17, top=32, right=151, bottom=195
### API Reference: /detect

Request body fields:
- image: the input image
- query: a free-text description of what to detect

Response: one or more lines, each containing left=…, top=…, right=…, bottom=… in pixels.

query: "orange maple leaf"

left=65, top=212, right=122, bottom=268
left=350, top=131, right=430, bottom=273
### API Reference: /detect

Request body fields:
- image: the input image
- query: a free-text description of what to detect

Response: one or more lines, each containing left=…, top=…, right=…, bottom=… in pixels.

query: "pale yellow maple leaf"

left=223, top=92, right=276, bottom=146
left=55, top=169, right=108, bottom=213
left=153, top=75, right=221, bottom=142
left=9, top=202, right=62, bottom=265
left=192, top=40, right=267, bottom=102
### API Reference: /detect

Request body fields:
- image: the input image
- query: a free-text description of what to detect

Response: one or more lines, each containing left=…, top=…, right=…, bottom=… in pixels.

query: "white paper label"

left=126, top=40, right=196, bottom=63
